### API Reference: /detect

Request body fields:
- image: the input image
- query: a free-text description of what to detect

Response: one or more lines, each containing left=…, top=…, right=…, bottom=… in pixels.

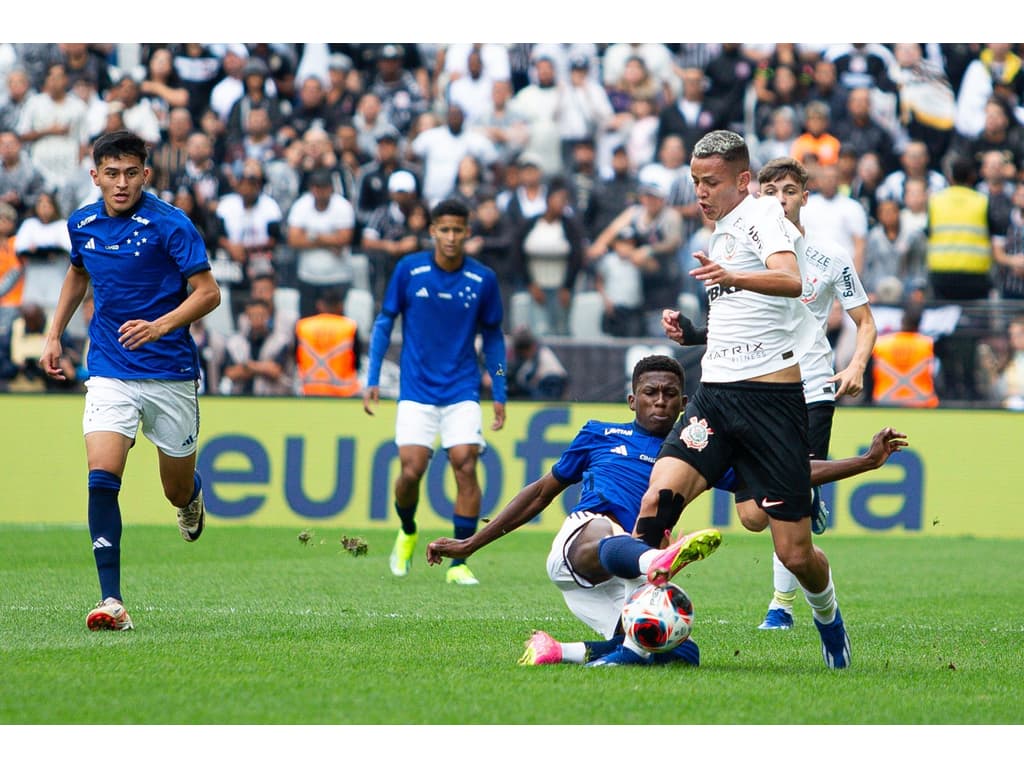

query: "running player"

left=41, top=130, right=221, bottom=631
left=363, top=198, right=507, bottom=586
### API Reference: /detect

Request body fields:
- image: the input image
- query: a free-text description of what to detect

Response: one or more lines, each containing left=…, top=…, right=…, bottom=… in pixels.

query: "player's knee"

left=775, top=544, right=814, bottom=576
left=736, top=501, right=768, bottom=532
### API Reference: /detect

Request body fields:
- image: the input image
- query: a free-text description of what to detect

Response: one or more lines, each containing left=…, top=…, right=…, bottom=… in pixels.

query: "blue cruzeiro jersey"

left=68, top=191, right=211, bottom=381
left=367, top=250, right=506, bottom=405
left=551, top=418, right=738, bottom=534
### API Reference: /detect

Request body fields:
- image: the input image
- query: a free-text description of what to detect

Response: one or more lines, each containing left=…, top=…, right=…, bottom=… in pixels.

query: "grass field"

left=2, top=523, right=1020, bottom=762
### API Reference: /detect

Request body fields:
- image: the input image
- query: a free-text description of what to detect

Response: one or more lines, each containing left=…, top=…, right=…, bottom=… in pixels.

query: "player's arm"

left=661, top=309, right=708, bottom=346
left=118, top=269, right=221, bottom=351
left=362, top=310, right=396, bottom=415
left=480, top=320, right=507, bottom=430
left=809, top=427, right=908, bottom=486
left=690, top=250, right=802, bottom=297
left=41, top=264, right=90, bottom=380
left=426, top=472, right=569, bottom=564
left=830, top=303, right=878, bottom=398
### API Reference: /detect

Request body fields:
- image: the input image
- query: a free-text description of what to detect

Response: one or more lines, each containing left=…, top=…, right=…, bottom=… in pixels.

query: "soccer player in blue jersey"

left=40, top=130, right=221, bottom=631
left=363, top=198, right=507, bottom=586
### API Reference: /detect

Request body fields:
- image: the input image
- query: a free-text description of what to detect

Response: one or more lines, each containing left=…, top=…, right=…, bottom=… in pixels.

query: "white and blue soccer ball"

left=620, top=581, right=694, bottom=653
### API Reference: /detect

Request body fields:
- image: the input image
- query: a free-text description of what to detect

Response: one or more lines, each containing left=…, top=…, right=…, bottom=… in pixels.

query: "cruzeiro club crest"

left=680, top=416, right=714, bottom=451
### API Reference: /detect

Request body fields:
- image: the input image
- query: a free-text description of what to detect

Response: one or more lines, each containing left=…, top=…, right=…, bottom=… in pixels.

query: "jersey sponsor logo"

left=84, top=237, right=96, bottom=250
left=805, top=245, right=830, bottom=270
left=77, top=214, right=97, bottom=228
left=438, top=292, right=452, bottom=299
left=415, top=287, right=429, bottom=298
left=105, top=243, right=120, bottom=250
left=410, top=265, right=431, bottom=276
left=131, top=213, right=151, bottom=226
left=705, top=341, right=766, bottom=362
left=761, top=497, right=785, bottom=508
left=639, top=453, right=657, bottom=464
left=706, top=284, right=740, bottom=303
left=603, top=426, right=634, bottom=436
left=748, top=223, right=763, bottom=254
left=839, top=265, right=856, bottom=298
left=610, top=444, right=628, bottom=456
left=680, top=416, right=713, bottom=451
left=463, top=269, right=483, bottom=283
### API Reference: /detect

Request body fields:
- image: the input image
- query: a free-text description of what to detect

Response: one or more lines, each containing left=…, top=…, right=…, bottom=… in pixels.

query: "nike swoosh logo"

left=761, top=498, right=785, bottom=508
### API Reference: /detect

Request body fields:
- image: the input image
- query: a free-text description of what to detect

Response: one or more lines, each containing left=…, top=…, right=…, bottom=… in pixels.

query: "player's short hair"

left=631, top=354, right=684, bottom=392
left=757, top=157, right=809, bottom=188
left=92, top=130, right=148, bottom=167
left=692, top=130, right=749, bottom=167
left=430, top=198, right=470, bottom=224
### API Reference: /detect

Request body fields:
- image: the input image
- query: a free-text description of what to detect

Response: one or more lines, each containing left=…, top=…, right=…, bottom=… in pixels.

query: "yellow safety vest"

left=295, top=314, right=359, bottom=397
left=926, top=186, right=991, bottom=275
left=872, top=331, right=939, bottom=408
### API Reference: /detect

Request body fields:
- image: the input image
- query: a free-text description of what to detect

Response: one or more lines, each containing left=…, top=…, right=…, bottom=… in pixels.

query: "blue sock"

left=450, top=514, right=477, bottom=566
left=189, top=471, right=202, bottom=504
left=395, top=503, right=417, bottom=535
left=584, top=637, right=623, bottom=662
left=597, top=534, right=649, bottom=578
left=88, top=469, right=122, bottom=601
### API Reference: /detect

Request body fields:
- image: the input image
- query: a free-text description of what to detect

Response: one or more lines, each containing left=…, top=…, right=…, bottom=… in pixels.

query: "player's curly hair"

left=631, top=355, right=684, bottom=392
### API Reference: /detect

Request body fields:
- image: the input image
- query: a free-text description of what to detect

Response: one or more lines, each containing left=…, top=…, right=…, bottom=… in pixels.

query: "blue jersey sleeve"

left=550, top=422, right=598, bottom=485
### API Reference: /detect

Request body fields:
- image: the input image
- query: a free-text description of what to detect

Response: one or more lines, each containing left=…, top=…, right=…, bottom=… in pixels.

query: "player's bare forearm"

left=426, top=474, right=565, bottom=564
left=809, top=428, right=908, bottom=485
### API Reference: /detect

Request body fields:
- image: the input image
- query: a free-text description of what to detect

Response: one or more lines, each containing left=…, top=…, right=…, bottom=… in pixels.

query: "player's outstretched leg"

left=646, top=528, right=722, bottom=586
left=86, top=597, right=134, bottom=631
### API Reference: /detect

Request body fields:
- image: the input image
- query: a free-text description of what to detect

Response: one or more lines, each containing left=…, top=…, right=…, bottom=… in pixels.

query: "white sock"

left=637, top=549, right=658, bottom=574
left=769, top=552, right=799, bottom=612
left=802, top=568, right=838, bottom=625
left=622, top=635, right=652, bottom=659
left=561, top=642, right=587, bottom=664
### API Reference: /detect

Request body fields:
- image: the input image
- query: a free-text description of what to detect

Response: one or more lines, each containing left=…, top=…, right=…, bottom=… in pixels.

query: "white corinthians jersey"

left=701, top=195, right=818, bottom=383
left=796, top=231, right=870, bottom=404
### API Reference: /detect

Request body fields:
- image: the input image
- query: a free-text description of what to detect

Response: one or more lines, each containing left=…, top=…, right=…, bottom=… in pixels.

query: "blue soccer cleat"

left=758, top=607, right=795, bottom=630
left=810, top=486, right=830, bottom=535
left=814, top=608, right=852, bottom=669
left=585, top=644, right=651, bottom=667
left=651, top=637, right=700, bottom=666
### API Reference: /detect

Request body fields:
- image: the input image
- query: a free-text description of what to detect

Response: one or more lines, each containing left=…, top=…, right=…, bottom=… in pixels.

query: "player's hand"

left=864, top=427, right=908, bottom=468
left=690, top=252, right=730, bottom=288
left=362, top=385, right=379, bottom=415
left=40, top=337, right=66, bottom=380
left=661, top=309, right=684, bottom=344
left=491, top=401, right=506, bottom=431
left=829, top=367, right=865, bottom=398
left=426, top=537, right=471, bottom=565
left=118, top=319, right=164, bottom=350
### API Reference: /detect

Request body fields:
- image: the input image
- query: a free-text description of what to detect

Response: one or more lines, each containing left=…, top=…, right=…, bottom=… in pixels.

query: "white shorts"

left=545, top=511, right=643, bottom=639
left=83, top=376, right=200, bottom=458
left=395, top=400, right=484, bottom=451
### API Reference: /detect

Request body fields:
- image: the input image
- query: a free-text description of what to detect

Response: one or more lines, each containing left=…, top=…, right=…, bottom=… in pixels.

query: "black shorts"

left=660, top=381, right=812, bottom=522
left=806, top=401, right=835, bottom=459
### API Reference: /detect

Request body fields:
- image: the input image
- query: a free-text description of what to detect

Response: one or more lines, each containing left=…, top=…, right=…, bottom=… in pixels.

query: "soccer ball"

left=620, top=581, right=694, bottom=653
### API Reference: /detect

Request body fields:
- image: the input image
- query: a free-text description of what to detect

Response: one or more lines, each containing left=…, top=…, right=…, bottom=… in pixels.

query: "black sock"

left=88, top=469, right=122, bottom=601
left=395, top=503, right=417, bottom=535
left=450, top=514, right=477, bottom=566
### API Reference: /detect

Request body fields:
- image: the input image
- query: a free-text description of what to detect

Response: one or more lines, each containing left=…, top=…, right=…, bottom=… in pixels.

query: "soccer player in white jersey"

left=748, top=157, right=877, bottom=630
left=600, top=130, right=852, bottom=669
left=363, top=198, right=507, bottom=586
left=40, top=130, right=221, bottom=631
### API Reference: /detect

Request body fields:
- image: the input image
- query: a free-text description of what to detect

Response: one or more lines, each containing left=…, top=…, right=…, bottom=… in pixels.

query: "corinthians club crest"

left=680, top=416, right=713, bottom=451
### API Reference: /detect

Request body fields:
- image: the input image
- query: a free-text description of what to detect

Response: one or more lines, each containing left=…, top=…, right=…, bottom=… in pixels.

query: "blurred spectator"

left=237, top=269, right=298, bottom=339
left=565, top=137, right=598, bottom=225
left=825, top=43, right=898, bottom=94
left=863, top=197, right=928, bottom=302
left=355, top=127, right=414, bottom=224
left=926, top=155, right=994, bottom=301
left=790, top=100, right=841, bottom=167
left=0, top=130, right=45, bottom=217
left=209, top=46, right=250, bottom=124
left=510, top=54, right=562, bottom=175
left=556, top=56, right=613, bottom=172
left=876, top=140, right=948, bottom=205
left=190, top=316, right=226, bottom=396
left=369, top=44, right=428, bottom=136
left=464, top=193, right=516, bottom=327
left=656, top=67, right=716, bottom=163
left=447, top=48, right=498, bottom=126
left=602, top=43, right=676, bottom=101
left=594, top=225, right=645, bottom=337
left=138, top=46, right=189, bottom=139
left=223, top=105, right=280, bottom=181
left=352, top=92, right=397, bottom=159
left=802, top=163, right=868, bottom=274
left=835, top=87, right=898, bottom=173
left=2, top=302, right=78, bottom=392
left=993, top=181, right=1024, bottom=299
left=13, top=43, right=62, bottom=93
left=604, top=57, right=661, bottom=159
left=804, top=57, right=850, bottom=129
left=149, top=107, right=193, bottom=196
left=954, top=44, right=1024, bottom=141
left=221, top=296, right=294, bottom=396
left=899, top=177, right=930, bottom=236
left=294, top=288, right=361, bottom=397
left=651, top=134, right=700, bottom=244
left=447, top=154, right=489, bottom=212
left=324, top=52, right=361, bottom=126
left=264, top=136, right=305, bottom=216
left=949, top=95, right=1024, bottom=173
left=750, top=62, right=807, bottom=142
left=177, top=130, right=232, bottom=217
left=470, top=78, right=529, bottom=168
left=286, top=167, right=357, bottom=318
left=869, top=301, right=938, bottom=408
left=0, top=202, right=24, bottom=334
left=107, top=74, right=161, bottom=145
left=61, top=43, right=112, bottom=96
left=584, top=144, right=636, bottom=240
left=172, top=184, right=222, bottom=259
left=225, top=57, right=286, bottom=147
left=172, top=44, right=222, bottom=124
left=980, top=314, right=1024, bottom=410
left=215, top=158, right=283, bottom=312
left=587, top=164, right=682, bottom=335
left=514, top=176, right=585, bottom=336
left=751, top=106, right=799, bottom=172
left=506, top=325, right=568, bottom=400
left=703, top=43, right=755, bottom=134
left=410, top=104, right=497, bottom=208
left=286, top=75, right=333, bottom=140
left=360, top=169, right=422, bottom=301
left=890, top=42, right=956, bottom=166
left=16, top=62, right=88, bottom=192
left=976, top=149, right=1015, bottom=238
left=620, top=96, right=660, bottom=174
left=14, top=190, right=69, bottom=309
left=499, top=151, right=547, bottom=231
left=0, top=69, right=34, bottom=135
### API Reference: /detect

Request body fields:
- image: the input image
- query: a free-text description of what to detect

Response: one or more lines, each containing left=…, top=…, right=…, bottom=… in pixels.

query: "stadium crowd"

left=1, top=42, right=1023, bottom=407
